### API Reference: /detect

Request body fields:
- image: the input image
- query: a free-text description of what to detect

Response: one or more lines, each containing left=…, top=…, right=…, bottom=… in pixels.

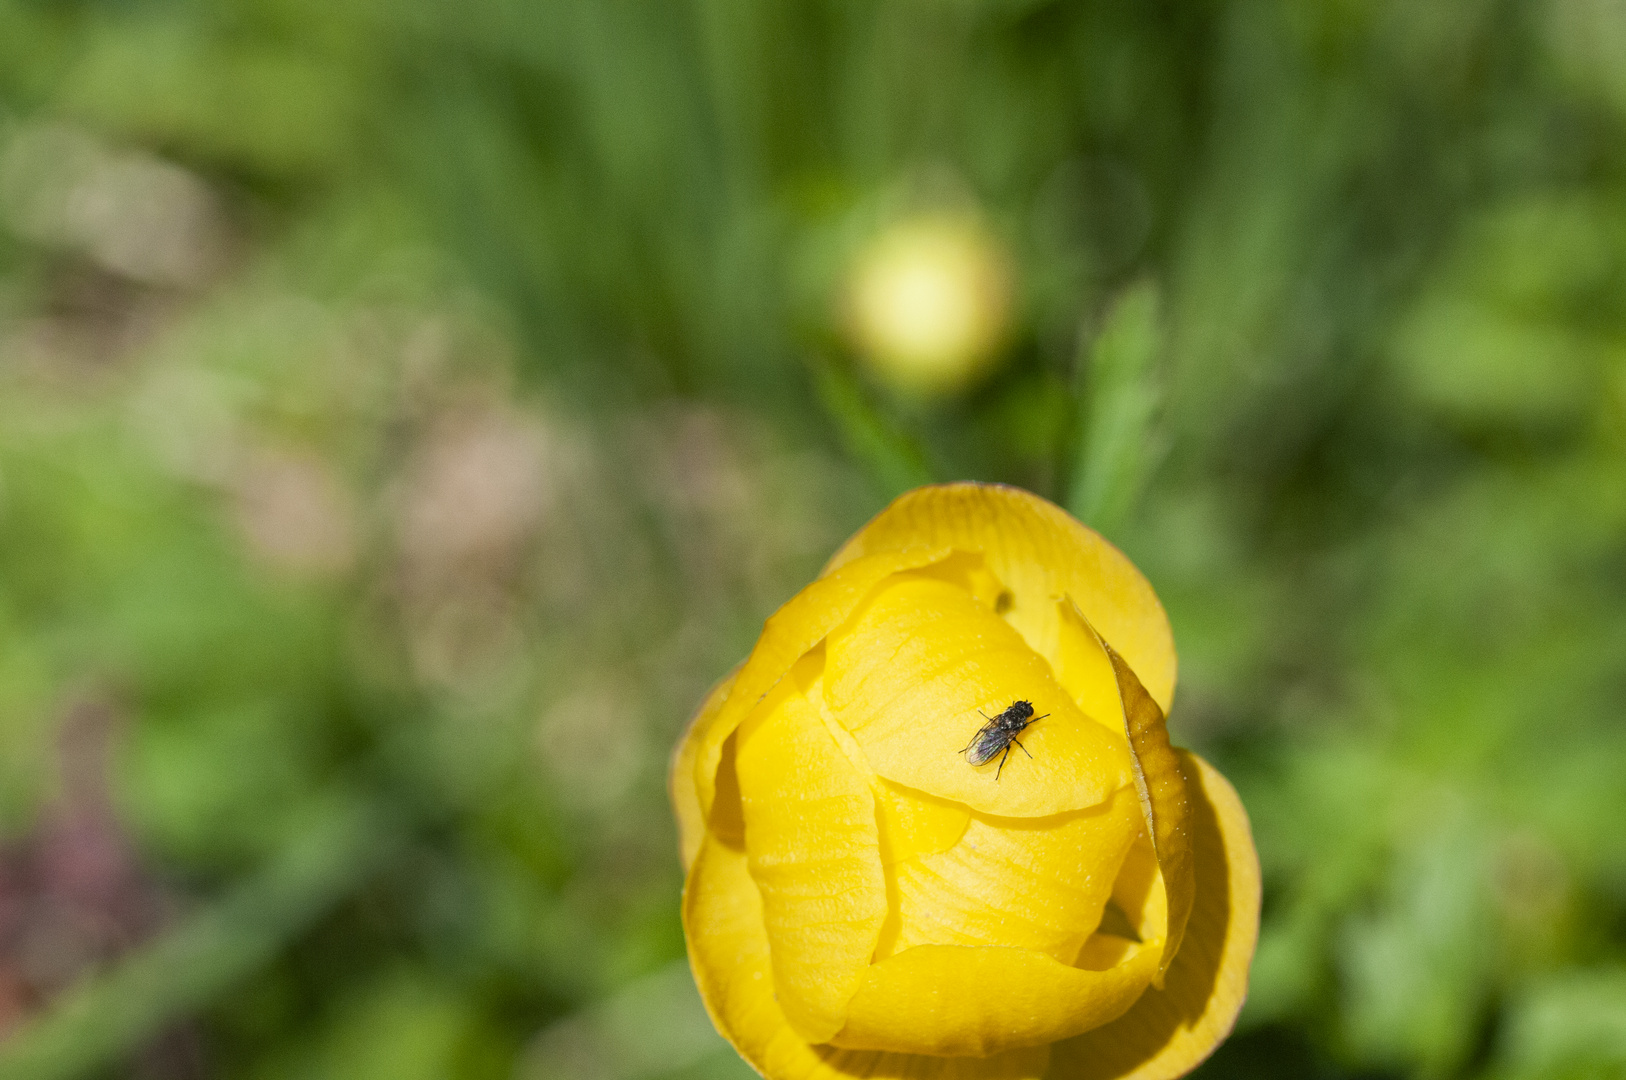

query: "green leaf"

left=1066, top=281, right=1165, bottom=538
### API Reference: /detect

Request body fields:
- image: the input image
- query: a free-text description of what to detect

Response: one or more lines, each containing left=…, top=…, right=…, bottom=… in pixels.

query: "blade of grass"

left=1066, top=281, right=1165, bottom=539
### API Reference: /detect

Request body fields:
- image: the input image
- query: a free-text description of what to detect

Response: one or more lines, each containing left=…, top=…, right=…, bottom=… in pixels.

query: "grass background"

left=1, top=1, right=1625, bottom=1077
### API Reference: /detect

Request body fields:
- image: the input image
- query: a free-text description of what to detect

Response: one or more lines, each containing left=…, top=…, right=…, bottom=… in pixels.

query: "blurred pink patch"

left=232, top=447, right=357, bottom=577
left=397, top=405, right=556, bottom=582
left=392, top=401, right=565, bottom=689
left=0, top=702, right=167, bottom=1030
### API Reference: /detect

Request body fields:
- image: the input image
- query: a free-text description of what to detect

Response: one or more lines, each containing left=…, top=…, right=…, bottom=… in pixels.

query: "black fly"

left=960, top=700, right=1048, bottom=779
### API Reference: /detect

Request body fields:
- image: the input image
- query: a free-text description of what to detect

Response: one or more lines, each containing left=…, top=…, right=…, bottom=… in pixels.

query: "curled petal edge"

left=672, top=668, right=737, bottom=873
left=1061, top=599, right=1194, bottom=985
left=1047, top=751, right=1260, bottom=1080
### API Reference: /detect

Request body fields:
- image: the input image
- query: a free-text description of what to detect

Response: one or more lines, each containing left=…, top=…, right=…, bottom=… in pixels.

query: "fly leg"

left=996, top=743, right=1012, bottom=779
left=1011, top=738, right=1032, bottom=758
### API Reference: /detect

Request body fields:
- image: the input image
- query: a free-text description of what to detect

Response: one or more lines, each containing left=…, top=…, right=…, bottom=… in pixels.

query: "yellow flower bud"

left=672, top=484, right=1260, bottom=1080
left=845, top=216, right=1012, bottom=395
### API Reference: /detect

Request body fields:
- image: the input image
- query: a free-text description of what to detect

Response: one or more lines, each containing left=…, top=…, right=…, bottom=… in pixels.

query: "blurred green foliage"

left=1, top=1, right=1625, bottom=1078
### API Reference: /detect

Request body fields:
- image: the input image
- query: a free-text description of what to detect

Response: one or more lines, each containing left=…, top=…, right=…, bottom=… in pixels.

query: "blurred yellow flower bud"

left=845, top=216, right=1012, bottom=395
left=672, top=483, right=1260, bottom=1080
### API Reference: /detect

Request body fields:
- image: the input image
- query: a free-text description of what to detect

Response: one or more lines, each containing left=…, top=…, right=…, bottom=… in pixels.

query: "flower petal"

left=1059, top=599, right=1194, bottom=984
left=825, top=574, right=1133, bottom=817
left=1046, top=751, right=1260, bottom=1080
left=831, top=940, right=1162, bottom=1057
left=735, top=656, right=888, bottom=1043
left=1050, top=600, right=1127, bottom=735
left=822, top=1049, right=1053, bottom=1080
left=872, top=781, right=972, bottom=866
left=1106, top=834, right=1167, bottom=947
left=684, top=833, right=1052, bottom=1080
left=693, top=547, right=952, bottom=829
left=884, top=788, right=1143, bottom=965
left=672, top=668, right=738, bottom=872
left=823, top=484, right=1176, bottom=713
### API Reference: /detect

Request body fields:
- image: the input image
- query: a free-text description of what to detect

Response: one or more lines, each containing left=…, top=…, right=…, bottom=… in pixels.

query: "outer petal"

left=694, top=547, right=951, bottom=825
left=1046, top=752, right=1260, bottom=1080
left=735, top=658, right=888, bottom=1043
left=672, top=668, right=738, bottom=872
left=824, top=575, right=1133, bottom=818
left=831, top=941, right=1162, bottom=1057
left=684, top=834, right=1053, bottom=1080
left=822, top=484, right=1176, bottom=713
left=884, top=788, right=1144, bottom=965
left=1060, top=600, right=1194, bottom=984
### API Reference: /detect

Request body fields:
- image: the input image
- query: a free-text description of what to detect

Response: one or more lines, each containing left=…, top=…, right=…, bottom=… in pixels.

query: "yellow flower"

left=845, top=215, right=1011, bottom=395
left=672, top=483, right=1259, bottom=1080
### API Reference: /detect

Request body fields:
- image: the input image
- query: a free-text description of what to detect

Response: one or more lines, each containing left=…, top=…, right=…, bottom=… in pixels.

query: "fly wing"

left=963, top=728, right=1004, bottom=766
left=960, top=717, right=992, bottom=754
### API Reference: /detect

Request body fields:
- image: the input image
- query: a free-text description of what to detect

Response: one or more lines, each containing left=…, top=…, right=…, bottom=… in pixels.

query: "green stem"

left=808, top=354, right=935, bottom=496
